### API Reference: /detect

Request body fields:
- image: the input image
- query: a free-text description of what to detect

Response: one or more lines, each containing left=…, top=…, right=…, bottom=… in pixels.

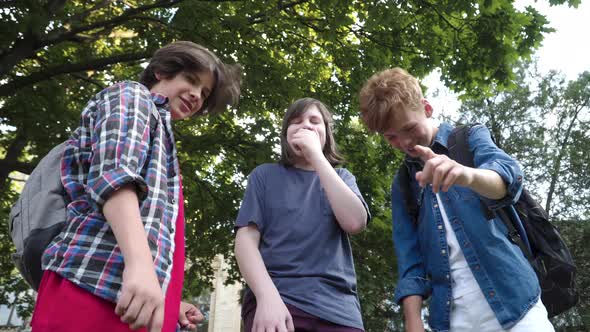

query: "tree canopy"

left=0, top=1, right=583, bottom=330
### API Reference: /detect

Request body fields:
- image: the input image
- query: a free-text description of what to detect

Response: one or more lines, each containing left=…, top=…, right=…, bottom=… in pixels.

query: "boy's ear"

left=422, top=99, right=433, bottom=117
left=155, top=72, right=162, bottom=81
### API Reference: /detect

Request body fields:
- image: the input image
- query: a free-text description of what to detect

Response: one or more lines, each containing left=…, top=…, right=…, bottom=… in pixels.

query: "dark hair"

left=139, top=41, right=241, bottom=115
left=279, top=98, right=344, bottom=167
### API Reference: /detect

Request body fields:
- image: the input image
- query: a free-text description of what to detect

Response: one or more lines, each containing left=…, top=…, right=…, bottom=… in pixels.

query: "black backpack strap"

left=496, top=208, right=534, bottom=260
left=447, top=125, right=473, bottom=167
left=448, top=124, right=495, bottom=220
left=398, top=160, right=419, bottom=224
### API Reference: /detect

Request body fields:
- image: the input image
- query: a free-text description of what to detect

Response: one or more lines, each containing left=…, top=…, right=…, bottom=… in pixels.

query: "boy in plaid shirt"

left=31, top=41, right=240, bottom=332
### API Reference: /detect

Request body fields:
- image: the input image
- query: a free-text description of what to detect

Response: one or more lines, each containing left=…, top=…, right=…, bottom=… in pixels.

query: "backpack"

left=398, top=124, right=578, bottom=318
left=8, top=142, right=68, bottom=290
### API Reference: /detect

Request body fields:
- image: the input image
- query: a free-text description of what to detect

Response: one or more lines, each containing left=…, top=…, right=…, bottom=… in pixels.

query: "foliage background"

left=0, top=1, right=587, bottom=330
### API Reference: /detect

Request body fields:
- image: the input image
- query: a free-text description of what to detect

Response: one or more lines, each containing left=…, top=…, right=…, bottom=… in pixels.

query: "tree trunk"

left=545, top=104, right=585, bottom=215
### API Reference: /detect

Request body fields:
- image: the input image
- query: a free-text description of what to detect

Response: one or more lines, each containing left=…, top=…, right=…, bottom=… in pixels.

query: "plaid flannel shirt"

left=43, top=81, right=180, bottom=303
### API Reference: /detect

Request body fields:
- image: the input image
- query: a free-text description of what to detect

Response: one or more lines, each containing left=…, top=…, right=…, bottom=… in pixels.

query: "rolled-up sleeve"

left=391, top=174, right=432, bottom=304
left=86, top=82, right=154, bottom=208
left=469, top=124, right=524, bottom=209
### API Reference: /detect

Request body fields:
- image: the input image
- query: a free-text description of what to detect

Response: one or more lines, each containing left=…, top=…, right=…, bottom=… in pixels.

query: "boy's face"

left=151, top=70, right=215, bottom=120
left=382, top=101, right=436, bottom=158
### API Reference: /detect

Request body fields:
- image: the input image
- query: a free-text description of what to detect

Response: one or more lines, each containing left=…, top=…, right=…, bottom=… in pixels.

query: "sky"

left=424, top=0, right=590, bottom=117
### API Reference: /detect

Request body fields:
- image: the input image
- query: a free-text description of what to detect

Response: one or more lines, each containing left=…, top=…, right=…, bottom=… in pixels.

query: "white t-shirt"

left=436, top=193, right=480, bottom=299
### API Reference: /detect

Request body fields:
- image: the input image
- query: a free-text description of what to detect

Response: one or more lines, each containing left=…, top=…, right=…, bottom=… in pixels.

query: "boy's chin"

left=170, top=108, right=184, bottom=120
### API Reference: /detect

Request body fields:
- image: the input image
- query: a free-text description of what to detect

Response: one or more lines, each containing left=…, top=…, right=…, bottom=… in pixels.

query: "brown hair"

left=279, top=98, right=344, bottom=167
left=140, top=41, right=241, bottom=115
left=359, top=67, right=423, bottom=133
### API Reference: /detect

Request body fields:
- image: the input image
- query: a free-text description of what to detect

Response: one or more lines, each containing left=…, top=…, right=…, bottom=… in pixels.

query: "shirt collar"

left=432, top=122, right=454, bottom=152
left=150, top=92, right=169, bottom=107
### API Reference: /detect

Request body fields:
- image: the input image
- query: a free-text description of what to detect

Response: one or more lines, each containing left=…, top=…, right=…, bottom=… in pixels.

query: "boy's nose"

left=189, top=86, right=202, bottom=101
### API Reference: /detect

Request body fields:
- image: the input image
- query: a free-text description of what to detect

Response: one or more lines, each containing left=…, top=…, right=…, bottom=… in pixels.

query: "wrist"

left=404, top=316, right=424, bottom=331
left=462, top=166, right=476, bottom=187
left=308, top=152, right=329, bottom=169
left=123, top=247, right=154, bottom=268
left=256, top=288, right=281, bottom=303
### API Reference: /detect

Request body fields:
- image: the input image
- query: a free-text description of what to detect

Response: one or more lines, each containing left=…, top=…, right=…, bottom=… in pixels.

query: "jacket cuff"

left=479, top=160, right=523, bottom=209
left=393, top=276, right=432, bottom=304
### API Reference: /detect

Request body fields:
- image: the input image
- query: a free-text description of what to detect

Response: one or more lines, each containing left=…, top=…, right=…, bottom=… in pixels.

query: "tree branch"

left=64, top=0, right=112, bottom=23
left=249, top=0, right=310, bottom=25
left=0, top=160, right=36, bottom=181
left=0, top=0, right=19, bottom=9
left=0, top=0, right=181, bottom=77
left=0, top=0, right=67, bottom=76
left=41, top=0, right=184, bottom=48
left=71, top=73, right=107, bottom=91
left=0, top=51, right=152, bottom=97
left=545, top=99, right=588, bottom=214
left=417, top=0, right=462, bottom=32
left=45, top=0, right=68, bottom=16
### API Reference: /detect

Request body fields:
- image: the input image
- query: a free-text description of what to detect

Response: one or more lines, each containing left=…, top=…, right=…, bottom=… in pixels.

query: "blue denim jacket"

left=391, top=123, right=540, bottom=332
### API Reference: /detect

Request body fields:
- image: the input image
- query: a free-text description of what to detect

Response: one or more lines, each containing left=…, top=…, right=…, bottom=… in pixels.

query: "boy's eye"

left=184, top=73, right=199, bottom=84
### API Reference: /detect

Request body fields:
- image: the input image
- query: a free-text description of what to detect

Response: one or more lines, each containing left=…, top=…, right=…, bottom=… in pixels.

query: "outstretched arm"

left=413, top=145, right=507, bottom=199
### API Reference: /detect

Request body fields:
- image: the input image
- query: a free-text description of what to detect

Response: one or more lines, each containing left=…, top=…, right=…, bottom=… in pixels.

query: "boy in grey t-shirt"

left=234, top=98, right=371, bottom=332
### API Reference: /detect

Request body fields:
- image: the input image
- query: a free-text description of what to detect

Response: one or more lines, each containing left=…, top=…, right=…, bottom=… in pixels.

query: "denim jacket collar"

left=432, top=122, right=454, bottom=150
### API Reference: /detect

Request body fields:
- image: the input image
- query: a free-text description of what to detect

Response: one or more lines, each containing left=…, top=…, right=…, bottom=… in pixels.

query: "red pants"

left=31, top=271, right=147, bottom=332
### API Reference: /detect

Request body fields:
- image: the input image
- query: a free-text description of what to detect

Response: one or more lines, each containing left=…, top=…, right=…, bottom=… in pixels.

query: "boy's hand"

left=115, top=262, right=165, bottom=332
left=413, top=145, right=474, bottom=193
left=252, top=294, right=295, bottom=332
left=179, top=301, right=205, bottom=331
left=291, top=128, right=324, bottom=163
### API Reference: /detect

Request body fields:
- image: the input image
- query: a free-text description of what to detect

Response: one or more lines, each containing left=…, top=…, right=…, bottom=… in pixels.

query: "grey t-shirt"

left=235, top=163, right=370, bottom=330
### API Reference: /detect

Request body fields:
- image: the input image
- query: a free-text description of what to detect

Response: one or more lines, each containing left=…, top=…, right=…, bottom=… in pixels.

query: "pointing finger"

left=413, top=145, right=437, bottom=162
